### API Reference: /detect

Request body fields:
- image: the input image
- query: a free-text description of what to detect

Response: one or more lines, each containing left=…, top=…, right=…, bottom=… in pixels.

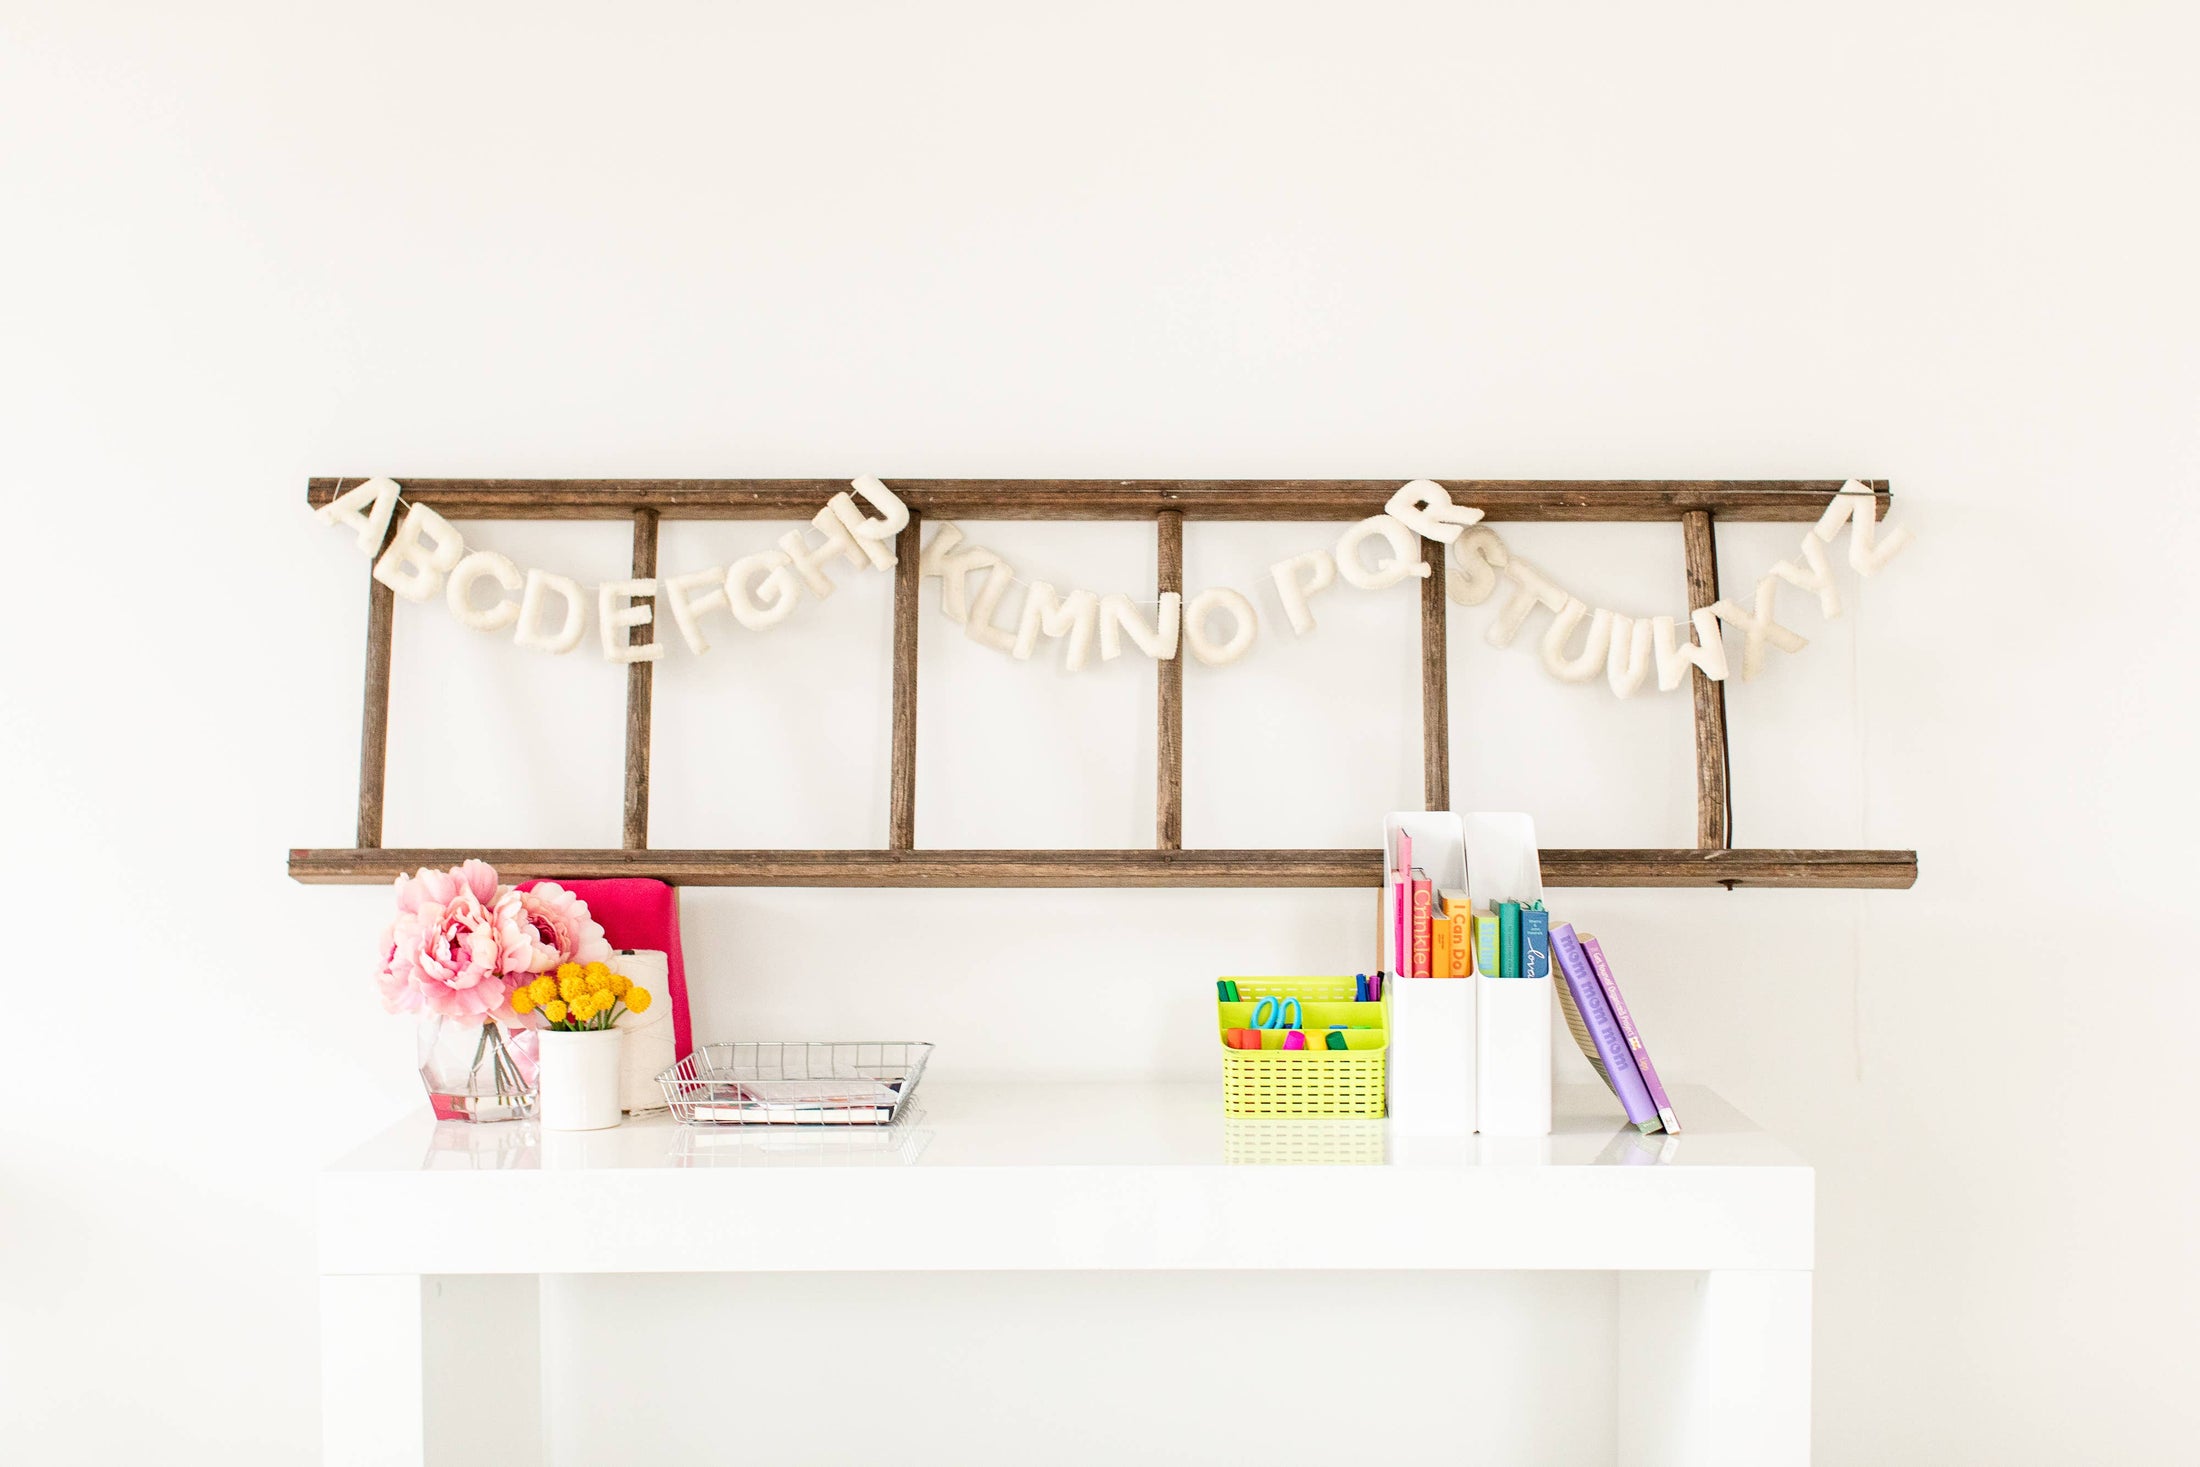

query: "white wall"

left=3, top=2, right=2195, bottom=1462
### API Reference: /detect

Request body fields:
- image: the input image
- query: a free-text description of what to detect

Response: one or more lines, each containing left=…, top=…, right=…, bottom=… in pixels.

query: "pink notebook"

left=517, top=877, right=693, bottom=1060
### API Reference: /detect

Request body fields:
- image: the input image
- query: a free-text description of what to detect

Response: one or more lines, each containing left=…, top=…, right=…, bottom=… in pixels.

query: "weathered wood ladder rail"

left=288, top=479, right=1916, bottom=890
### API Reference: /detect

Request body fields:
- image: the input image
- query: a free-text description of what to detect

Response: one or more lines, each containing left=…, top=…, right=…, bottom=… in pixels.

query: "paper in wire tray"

left=658, top=1041, right=932, bottom=1127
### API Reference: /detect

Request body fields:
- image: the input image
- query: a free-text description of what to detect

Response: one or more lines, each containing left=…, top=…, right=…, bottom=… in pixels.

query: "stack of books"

left=1389, top=832, right=1679, bottom=1135
left=1549, top=924, right=1680, bottom=1135
left=1387, top=834, right=1549, bottom=982
left=1388, top=829, right=1483, bottom=979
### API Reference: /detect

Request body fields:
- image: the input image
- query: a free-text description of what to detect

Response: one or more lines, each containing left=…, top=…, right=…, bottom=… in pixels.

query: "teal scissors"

left=1250, top=996, right=1303, bottom=1030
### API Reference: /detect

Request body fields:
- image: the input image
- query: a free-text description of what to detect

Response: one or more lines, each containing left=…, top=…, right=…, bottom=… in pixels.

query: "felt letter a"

left=315, top=477, right=400, bottom=554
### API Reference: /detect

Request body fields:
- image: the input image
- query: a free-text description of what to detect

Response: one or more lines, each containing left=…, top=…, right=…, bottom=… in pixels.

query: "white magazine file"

left=1464, top=812, right=1553, bottom=1137
left=1381, top=811, right=1474, bottom=1136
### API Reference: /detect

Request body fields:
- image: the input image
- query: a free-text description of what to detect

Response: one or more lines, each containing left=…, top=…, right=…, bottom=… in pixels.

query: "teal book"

left=1521, top=906, right=1551, bottom=979
left=1499, top=900, right=1521, bottom=977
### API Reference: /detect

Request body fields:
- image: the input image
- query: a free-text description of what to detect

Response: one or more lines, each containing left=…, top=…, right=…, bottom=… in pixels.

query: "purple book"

left=1551, top=923, right=1661, bottom=1133
left=1582, top=934, right=1680, bottom=1134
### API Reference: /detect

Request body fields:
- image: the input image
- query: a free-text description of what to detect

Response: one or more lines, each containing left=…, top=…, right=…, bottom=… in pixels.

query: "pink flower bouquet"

left=378, top=861, right=615, bottom=1121
left=376, top=860, right=612, bottom=1021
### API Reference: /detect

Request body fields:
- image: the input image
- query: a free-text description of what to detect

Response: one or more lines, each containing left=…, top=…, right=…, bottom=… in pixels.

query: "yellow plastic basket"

left=1217, top=977, right=1387, bottom=1118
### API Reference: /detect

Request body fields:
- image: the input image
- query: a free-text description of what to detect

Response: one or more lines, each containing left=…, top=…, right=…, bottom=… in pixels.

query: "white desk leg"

left=322, top=1274, right=544, bottom=1467
left=1617, top=1269, right=1812, bottom=1467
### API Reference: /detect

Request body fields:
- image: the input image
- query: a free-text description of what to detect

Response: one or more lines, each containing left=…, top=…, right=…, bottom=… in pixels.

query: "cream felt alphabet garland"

left=312, top=477, right=1910, bottom=696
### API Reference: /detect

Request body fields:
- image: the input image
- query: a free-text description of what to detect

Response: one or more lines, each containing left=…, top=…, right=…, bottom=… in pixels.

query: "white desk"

left=321, top=1084, right=1812, bottom=1465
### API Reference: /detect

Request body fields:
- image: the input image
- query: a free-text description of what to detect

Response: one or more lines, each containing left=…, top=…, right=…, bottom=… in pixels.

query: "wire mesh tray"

left=659, top=1041, right=933, bottom=1127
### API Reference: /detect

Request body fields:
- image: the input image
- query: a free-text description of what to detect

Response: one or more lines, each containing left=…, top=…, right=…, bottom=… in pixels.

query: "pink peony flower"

left=377, top=862, right=511, bottom=1019
left=493, top=880, right=612, bottom=977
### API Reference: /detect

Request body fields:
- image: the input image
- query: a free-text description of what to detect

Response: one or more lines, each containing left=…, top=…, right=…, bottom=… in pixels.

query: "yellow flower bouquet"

left=510, top=960, right=653, bottom=1033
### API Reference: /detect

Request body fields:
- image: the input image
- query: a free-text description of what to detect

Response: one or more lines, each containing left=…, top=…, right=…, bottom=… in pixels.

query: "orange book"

left=1431, top=913, right=1453, bottom=979
left=1440, top=894, right=1474, bottom=976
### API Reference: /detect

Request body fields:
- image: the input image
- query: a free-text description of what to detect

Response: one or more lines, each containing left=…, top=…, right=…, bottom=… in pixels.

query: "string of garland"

left=314, top=477, right=1911, bottom=698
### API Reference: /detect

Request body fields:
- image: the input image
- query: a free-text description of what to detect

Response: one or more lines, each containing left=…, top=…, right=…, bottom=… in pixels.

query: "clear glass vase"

left=418, top=1014, right=538, bottom=1122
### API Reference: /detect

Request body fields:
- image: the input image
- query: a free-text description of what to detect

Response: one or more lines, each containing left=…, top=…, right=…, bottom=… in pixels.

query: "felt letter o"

left=1184, top=587, right=1257, bottom=666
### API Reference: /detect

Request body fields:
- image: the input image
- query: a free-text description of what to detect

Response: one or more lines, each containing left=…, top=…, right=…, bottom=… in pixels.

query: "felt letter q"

left=1335, top=515, right=1429, bottom=590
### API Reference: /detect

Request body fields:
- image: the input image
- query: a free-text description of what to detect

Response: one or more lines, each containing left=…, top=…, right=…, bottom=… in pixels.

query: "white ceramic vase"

left=538, top=1029, right=625, bottom=1131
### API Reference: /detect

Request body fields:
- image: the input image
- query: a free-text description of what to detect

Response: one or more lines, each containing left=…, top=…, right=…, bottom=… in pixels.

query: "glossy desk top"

left=320, top=1084, right=1810, bottom=1275
left=333, top=1082, right=1804, bottom=1174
